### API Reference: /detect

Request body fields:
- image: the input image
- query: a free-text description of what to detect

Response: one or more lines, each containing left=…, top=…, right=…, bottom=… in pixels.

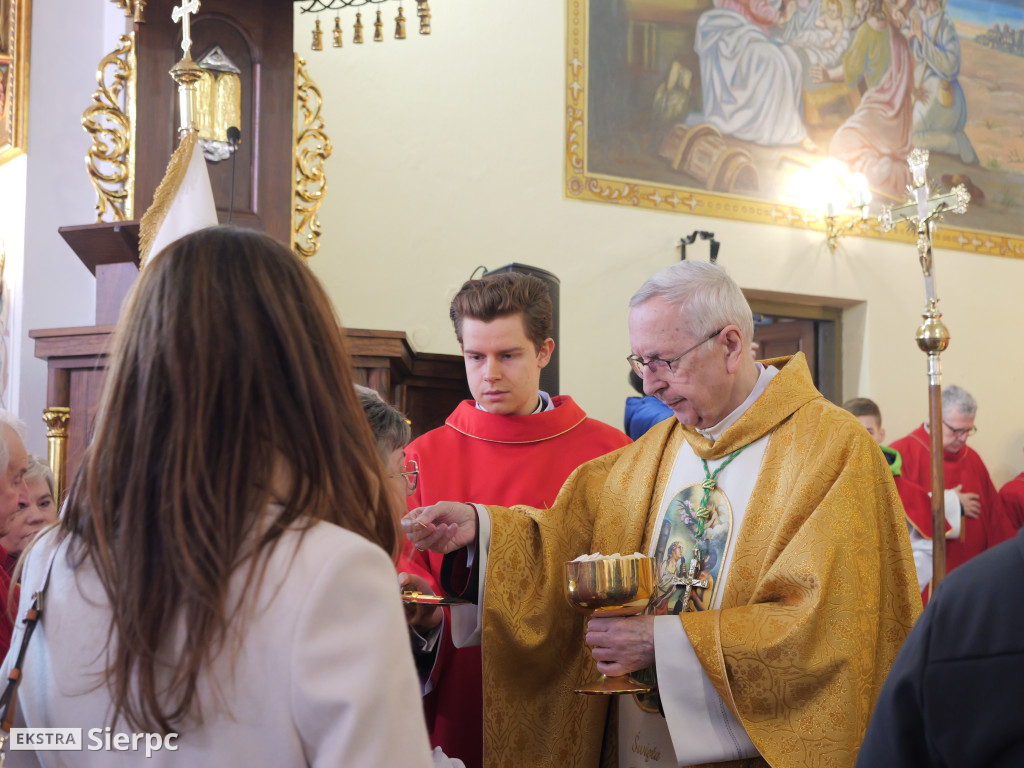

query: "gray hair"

left=629, top=261, right=754, bottom=343
left=355, top=385, right=411, bottom=461
left=0, top=410, right=28, bottom=472
left=25, top=455, right=56, bottom=497
left=942, top=385, right=977, bottom=418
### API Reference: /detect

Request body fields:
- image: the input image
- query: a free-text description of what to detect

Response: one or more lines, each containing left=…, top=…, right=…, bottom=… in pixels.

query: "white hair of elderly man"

left=0, top=409, right=28, bottom=471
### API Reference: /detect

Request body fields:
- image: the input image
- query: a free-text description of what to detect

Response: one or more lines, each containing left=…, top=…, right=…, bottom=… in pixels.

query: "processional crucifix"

left=170, top=0, right=203, bottom=136
left=879, top=149, right=970, bottom=591
left=171, top=0, right=200, bottom=55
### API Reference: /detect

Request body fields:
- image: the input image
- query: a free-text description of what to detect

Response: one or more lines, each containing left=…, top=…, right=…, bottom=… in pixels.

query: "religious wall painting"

left=0, top=0, right=27, bottom=164
left=566, top=0, right=1024, bottom=258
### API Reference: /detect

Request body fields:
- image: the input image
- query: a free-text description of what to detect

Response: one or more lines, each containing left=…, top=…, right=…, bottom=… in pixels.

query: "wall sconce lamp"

left=824, top=180, right=871, bottom=253
left=787, top=159, right=872, bottom=253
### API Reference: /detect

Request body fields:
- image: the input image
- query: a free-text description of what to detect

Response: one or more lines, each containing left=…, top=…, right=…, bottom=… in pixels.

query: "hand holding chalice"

left=564, top=553, right=655, bottom=695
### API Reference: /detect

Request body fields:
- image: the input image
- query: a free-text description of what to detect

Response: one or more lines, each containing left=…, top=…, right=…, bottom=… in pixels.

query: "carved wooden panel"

left=31, top=327, right=467, bottom=484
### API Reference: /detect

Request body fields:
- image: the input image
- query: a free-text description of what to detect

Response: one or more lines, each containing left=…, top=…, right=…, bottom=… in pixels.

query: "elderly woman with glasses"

left=355, top=385, right=443, bottom=638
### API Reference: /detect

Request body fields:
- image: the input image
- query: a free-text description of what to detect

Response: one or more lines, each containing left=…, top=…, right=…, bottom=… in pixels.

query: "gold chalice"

left=564, top=555, right=656, bottom=695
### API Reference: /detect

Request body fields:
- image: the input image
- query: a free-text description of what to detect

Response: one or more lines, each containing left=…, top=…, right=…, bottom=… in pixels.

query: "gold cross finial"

left=171, top=0, right=201, bottom=57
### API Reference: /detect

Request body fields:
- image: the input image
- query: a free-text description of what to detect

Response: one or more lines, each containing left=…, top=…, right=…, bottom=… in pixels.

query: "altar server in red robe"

left=843, top=396, right=942, bottom=594
left=998, top=451, right=1024, bottom=531
left=890, top=385, right=1015, bottom=601
left=405, top=272, right=630, bottom=768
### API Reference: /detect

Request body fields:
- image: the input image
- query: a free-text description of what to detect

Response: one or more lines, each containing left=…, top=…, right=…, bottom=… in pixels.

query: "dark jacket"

left=857, top=527, right=1024, bottom=767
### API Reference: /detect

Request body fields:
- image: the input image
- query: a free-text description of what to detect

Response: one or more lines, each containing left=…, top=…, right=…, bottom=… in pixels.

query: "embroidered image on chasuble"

left=651, top=485, right=732, bottom=616
left=474, top=355, right=922, bottom=768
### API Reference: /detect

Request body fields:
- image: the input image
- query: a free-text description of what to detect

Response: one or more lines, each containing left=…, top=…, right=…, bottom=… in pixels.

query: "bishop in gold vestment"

left=406, top=263, right=921, bottom=768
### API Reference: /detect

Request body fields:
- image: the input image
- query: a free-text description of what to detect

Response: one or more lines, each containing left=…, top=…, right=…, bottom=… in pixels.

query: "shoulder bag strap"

left=0, top=542, right=61, bottom=758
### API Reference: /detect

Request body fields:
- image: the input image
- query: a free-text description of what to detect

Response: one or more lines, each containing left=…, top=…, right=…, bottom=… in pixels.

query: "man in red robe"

left=998, top=453, right=1024, bottom=531
left=890, top=385, right=1015, bottom=601
left=405, top=272, right=630, bottom=768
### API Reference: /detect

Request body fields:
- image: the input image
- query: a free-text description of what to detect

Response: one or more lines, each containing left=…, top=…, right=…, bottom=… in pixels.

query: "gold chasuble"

left=480, top=354, right=921, bottom=768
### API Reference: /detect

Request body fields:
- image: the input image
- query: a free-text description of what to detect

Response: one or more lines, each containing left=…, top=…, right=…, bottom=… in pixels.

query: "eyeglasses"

left=391, top=459, right=419, bottom=491
left=627, top=328, right=724, bottom=378
left=942, top=421, right=977, bottom=438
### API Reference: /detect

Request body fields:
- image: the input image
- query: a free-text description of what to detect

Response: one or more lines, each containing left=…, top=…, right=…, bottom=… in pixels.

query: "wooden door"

left=754, top=318, right=817, bottom=375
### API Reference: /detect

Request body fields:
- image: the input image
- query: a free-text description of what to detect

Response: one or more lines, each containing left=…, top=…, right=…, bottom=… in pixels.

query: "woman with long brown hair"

left=2, top=227, right=436, bottom=766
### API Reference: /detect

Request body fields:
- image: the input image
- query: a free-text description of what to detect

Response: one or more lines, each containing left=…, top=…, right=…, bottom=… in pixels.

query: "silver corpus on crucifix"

left=879, top=148, right=970, bottom=592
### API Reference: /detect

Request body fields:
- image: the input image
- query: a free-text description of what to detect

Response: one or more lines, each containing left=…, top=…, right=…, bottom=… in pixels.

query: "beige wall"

left=295, top=1, right=1024, bottom=485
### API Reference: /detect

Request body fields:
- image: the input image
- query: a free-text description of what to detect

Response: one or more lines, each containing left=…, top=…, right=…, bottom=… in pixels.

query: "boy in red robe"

left=890, top=385, right=1015, bottom=602
left=405, top=272, right=630, bottom=768
left=843, top=397, right=941, bottom=595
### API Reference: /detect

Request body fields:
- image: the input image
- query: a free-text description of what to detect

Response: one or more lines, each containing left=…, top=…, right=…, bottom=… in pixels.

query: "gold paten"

left=292, top=56, right=332, bottom=259
left=42, top=407, right=70, bottom=505
left=564, top=556, right=655, bottom=695
left=401, top=590, right=470, bottom=606
left=83, top=33, right=137, bottom=222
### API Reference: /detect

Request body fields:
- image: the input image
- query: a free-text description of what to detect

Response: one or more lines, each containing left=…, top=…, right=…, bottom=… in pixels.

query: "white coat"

left=0, top=519, right=435, bottom=767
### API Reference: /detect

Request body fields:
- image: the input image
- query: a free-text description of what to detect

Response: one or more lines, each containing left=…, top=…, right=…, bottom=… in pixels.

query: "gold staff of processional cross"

left=879, top=148, right=969, bottom=592
left=138, top=0, right=206, bottom=271
left=170, top=0, right=202, bottom=137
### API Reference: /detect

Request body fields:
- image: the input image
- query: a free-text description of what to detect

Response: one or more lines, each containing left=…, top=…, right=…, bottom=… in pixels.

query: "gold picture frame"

left=565, top=0, right=1024, bottom=259
left=0, top=0, right=30, bottom=164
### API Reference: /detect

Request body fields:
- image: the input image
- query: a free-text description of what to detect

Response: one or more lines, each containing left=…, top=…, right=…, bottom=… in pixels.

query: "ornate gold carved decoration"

left=83, top=33, right=137, bottom=222
left=42, top=406, right=70, bottom=505
left=293, top=56, right=332, bottom=259
left=109, top=0, right=146, bottom=22
left=0, top=0, right=32, bottom=164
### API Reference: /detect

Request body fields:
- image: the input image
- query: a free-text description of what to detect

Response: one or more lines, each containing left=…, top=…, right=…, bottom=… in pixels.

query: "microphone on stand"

left=226, top=126, right=241, bottom=224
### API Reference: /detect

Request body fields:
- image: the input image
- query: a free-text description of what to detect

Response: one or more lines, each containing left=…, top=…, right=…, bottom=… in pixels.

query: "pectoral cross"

left=878, top=148, right=970, bottom=592
left=673, top=547, right=708, bottom=612
left=171, top=0, right=201, bottom=57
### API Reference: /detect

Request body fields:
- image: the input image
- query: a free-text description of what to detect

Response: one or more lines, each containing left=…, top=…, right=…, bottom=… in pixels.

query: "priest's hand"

left=953, top=485, right=981, bottom=519
left=585, top=615, right=655, bottom=676
left=402, top=502, right=477, bottom=554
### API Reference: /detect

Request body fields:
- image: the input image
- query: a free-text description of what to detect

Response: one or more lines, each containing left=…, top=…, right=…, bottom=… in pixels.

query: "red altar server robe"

left=404, top=396, right=630, bottom=768
left=998, top=473, right=1024, bottom=531
left=891, top=425, right=1015, bottom=596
